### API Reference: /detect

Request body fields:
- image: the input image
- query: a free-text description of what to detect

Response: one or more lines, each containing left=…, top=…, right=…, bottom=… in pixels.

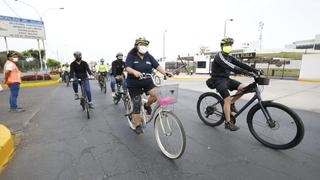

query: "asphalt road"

left=1, top=81, right=320, bottom=180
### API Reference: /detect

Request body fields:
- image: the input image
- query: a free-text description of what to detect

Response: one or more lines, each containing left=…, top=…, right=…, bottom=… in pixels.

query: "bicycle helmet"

left=116, top=52, right=123, bottom=57
left=73, top=51, right=82, bottom=59
left=220, top=37, right=234, bottom=46
left=135, top=37, right=150, bottom=46
left=100, top=58, right=105, bottom=62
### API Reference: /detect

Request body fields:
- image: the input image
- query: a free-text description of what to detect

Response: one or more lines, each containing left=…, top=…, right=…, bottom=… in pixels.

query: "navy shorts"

left=214, top=78, right=241, bottom=99
left=128, top=80, right=156, bottom=98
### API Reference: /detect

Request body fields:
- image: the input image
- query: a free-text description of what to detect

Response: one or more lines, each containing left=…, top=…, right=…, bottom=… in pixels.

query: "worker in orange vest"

left=3, top=51, right=25, bottom=112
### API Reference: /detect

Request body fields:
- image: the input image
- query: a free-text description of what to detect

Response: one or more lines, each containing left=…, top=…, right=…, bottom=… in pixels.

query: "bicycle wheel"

left=154, top=111, right=186, bottom=159
left=66, top=76, right=70, bottom=87
left=103, top=79, right=107, bottom=94
left=247, top=101, right=304, bottom=149
left=85, top=101, right=90, bottom=119
left=80, top=98, right=85, bottom=111
left=154, top=75, right=161, bottom=86
left=197, top=92, right=224, bottom=127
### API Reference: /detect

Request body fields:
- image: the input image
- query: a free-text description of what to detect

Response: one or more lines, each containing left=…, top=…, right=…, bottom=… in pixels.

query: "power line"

left=2, top=0, right=21, bottom=17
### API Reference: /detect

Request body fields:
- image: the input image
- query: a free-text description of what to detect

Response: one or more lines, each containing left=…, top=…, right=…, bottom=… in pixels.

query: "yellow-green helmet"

left=135, top=37, right=150, bottom=46
left=220, top=37, right=234, bottom=46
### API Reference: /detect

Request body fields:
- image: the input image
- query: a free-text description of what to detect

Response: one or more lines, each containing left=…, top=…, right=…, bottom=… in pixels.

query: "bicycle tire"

left=197, top=92, right=224, bottom=127
left=154, top=111, right=186, bottom=159
left=103, top=79, right=107, bottom=94
left=86, top=101, right=90, bottom=119
left=80, top=98, right=85, bottom=111
left=247, top=101, right=304, bottom=149
left=66, top=76, right=70, bottom=87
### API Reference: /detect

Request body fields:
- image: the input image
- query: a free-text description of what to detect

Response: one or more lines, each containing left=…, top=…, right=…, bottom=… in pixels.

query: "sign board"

left=232, top=52, right=256, bottom=59
left=0, top=15, right=45, bottom=40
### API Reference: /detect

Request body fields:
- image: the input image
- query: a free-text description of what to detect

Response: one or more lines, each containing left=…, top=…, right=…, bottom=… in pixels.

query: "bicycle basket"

left=156, top=84, right=179, bottom=106
left=256, top=77, right=270, bottom=85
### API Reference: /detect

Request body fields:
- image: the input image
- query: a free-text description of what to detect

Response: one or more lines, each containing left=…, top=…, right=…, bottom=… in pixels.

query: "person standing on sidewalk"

left=3, top=51, right=25, bottom=112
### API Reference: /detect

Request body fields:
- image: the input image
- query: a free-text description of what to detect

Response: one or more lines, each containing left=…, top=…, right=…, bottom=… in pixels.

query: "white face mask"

left=13, top=57, right=19, bottom=62
left=138, top=45, right=148, bottom=54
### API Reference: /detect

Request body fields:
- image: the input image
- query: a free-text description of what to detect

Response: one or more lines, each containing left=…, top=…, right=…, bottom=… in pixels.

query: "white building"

left=285, top=34, right=320, bottom=50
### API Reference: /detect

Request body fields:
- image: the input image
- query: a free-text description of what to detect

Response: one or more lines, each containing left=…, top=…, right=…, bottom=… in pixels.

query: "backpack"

left=206, top=77, right=216, bottom=89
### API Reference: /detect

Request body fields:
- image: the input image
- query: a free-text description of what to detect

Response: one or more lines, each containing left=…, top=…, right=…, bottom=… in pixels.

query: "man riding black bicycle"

left=70, top=51, right=95, bottom=109
left=211, top=37, right=260, bottom=131
left=111, top=52, right=126, bottom=97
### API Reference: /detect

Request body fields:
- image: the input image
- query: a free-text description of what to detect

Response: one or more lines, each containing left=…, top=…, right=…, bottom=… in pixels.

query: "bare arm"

left=126, top=67, right=143, bottom=78
left=156, top=65, right=166, bottom=75
left=4, top=71, right=11, bottom=83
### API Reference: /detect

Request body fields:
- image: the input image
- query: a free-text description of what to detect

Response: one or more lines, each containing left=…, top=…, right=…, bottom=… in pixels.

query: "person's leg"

left=73, top=79, right=79, bottom=93
left=223, top=96, right=232, bottom=123
left=231, top=83, right=246, bottom=104
left=122, top=77, right=127, bottom=92
left=129, top=88, right=143, bottom=126
left=84, top=79, right=92, bottom=102
left=146, top=88, right=157, bottom=107
left=8, top=83, right=19, bottom=109
left=110, top=75, right=116, bottom=92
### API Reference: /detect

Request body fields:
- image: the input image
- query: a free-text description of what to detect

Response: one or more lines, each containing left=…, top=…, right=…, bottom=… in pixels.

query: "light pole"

left=163, top=30, right=167, bottom=63
left=224, top=18, right=234, bottom=37
left=259, top=21, right=264, bottom=51
left=14, top=0, right=64, bottom=71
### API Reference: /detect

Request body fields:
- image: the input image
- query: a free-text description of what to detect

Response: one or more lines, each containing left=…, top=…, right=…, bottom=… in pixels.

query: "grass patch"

left=261, top=68, right=300, bottom=77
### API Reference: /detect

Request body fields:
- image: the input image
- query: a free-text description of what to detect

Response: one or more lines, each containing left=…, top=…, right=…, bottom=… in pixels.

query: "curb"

left=0, top=124, right=15, bottom=173
left=1, top=80, right=59, bottom=89
left=298, top=79, right=320, bottom=83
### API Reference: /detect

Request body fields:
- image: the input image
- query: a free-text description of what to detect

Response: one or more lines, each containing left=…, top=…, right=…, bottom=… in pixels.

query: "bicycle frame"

left=212, top=81, right=274, bottom=125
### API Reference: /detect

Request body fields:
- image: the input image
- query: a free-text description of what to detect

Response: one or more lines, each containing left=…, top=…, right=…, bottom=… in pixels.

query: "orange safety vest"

left=3, top=60, right=22, bottom=84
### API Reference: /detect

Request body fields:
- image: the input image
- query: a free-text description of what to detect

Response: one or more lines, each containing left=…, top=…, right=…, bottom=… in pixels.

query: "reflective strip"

left=218, top=52, right=236, bottom=69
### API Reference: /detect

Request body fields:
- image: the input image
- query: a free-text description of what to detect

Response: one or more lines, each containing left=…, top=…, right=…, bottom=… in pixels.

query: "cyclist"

left=125, top=37, right=170, bottom=134
left=61, top=64, right=67, bottom=82
left=111, top=52, right=126, bottom=97
left=211, top=37, right=260, bottom=131
left=97, top=58, right=107, bottom=85
left=63, top=63, right=70, bottom=83
left=70, top=51, right=94, bottom=108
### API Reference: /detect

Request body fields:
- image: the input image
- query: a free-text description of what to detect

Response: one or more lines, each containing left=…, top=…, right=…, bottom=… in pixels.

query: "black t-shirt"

left=111, top=59, right=125, bottom=76
left=125, top=52, right=159, bottom=88
left=70, top=60, right=92, bottom=79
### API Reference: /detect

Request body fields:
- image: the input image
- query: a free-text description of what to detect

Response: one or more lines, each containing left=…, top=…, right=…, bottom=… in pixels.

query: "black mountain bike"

left=98, top=72, right=107, bottom=94
left=72, top=78, right=92, bottom=119
left=113, top=79, right=128, bottom=105
left=197, top=73, right=304, bottom=149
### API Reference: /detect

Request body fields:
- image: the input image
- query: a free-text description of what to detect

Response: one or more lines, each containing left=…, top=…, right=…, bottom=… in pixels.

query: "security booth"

left=194, top=51, right=256, bottom=74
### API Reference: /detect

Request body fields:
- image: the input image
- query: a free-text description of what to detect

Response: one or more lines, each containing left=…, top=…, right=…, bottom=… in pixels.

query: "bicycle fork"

left=158, top=108, right=173, bottom=136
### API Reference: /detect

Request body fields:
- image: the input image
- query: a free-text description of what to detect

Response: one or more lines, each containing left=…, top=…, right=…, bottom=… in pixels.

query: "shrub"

left=21, top=74, right=52, bottom=81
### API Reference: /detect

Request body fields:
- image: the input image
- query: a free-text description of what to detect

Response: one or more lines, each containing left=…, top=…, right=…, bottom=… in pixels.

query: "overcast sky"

left=1, top=0, right=320, bottom=64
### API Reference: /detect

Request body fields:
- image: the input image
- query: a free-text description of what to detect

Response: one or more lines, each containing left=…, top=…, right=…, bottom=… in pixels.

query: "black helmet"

left=220, top=37, right=234, bottom=46
left=73, top=51, right=82, bottom=59
left=134, top=37, right=150, bottom=46
left=116, top=52, right=123, bottom=57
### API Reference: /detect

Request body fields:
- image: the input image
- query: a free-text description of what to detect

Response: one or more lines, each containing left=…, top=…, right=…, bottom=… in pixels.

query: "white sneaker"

left=112, top=92, right=115, bottom=97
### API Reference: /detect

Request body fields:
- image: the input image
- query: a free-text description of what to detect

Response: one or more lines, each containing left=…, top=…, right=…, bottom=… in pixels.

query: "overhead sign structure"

left=0, top=15, right=45, bottom=40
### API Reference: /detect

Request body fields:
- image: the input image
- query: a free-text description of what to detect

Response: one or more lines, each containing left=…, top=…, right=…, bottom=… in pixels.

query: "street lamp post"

left=259, top=21, right=264, bottom=51
left=224, top=18, right=234, bottom=37
left=163, top=30, right=167, bottom=63
left=14, top=0, right=64, bottom=71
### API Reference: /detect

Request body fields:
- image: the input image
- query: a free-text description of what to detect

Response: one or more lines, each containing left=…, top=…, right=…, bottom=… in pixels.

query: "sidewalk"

left=0, top=85, right=59, bottom=134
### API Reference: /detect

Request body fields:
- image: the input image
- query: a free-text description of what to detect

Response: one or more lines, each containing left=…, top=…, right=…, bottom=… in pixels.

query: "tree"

left=46, top=58, right=61, bottom=69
